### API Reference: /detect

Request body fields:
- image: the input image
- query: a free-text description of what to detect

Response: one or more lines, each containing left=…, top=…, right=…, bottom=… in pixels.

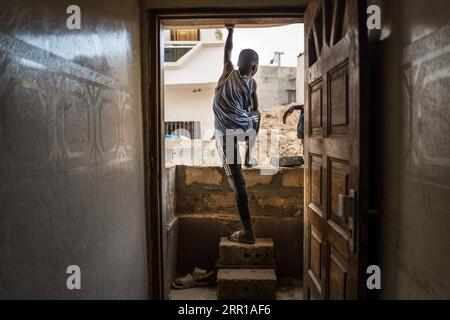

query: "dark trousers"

left=216, top=111, right=260, bottom=224
left=216, top=135, right=251, bottom=222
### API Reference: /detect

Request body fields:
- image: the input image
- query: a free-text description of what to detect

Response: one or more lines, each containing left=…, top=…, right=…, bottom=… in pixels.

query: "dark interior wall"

left=0, top=0, right=148, bottom=299
left=145, top=0, right=309, bottom=10
left=368, top=0, right=450, bottom=299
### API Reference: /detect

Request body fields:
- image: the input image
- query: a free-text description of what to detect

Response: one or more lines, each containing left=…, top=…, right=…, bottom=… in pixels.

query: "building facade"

left=253, top=65, right=298, bottom=109
left=164, top=29, right=224, bottom=139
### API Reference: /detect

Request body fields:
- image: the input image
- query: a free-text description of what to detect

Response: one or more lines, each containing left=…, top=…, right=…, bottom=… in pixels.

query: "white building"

left=164, top=29, right=224, bottom=139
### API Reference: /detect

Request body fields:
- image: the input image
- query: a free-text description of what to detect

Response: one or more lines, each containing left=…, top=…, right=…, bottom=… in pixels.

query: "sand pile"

left=258, top=103, right=303, bottom=158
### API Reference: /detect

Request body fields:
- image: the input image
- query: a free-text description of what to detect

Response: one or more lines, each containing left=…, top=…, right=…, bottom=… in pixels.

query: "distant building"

left=253, top=65, right=297, bottom=110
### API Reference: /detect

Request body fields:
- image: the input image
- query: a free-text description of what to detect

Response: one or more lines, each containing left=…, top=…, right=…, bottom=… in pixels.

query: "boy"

left=213, top=25, right=260, bottom=244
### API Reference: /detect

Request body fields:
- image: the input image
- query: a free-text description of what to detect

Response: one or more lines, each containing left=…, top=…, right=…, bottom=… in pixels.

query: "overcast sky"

left=229, top=23, right=304, bottom=67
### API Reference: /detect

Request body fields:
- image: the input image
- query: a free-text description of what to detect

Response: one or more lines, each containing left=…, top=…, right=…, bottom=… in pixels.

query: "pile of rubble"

left=259, top=103, right=303, bottom=158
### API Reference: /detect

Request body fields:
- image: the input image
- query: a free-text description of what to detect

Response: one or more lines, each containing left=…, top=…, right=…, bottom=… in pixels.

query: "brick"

left=208, top=193, right=235, bottom=209
left=282, top=169, right=303, bottom=187
left=244, top=170, right=274, bottom=187
left=217, top=268, right=277, bottom=300
left=185, top=167, right=223, bottom=185
left=218, top=237, right=274, bottom=267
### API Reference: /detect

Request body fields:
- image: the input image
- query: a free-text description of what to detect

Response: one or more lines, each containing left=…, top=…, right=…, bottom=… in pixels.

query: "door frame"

left=144, top=7, right=305, bottom=299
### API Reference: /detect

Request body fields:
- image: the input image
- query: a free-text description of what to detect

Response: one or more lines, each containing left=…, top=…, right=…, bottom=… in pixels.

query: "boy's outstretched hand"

left=225, top=24, right=234, bottom=32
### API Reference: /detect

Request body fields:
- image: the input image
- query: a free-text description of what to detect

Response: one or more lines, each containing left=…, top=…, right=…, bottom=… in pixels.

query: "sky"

left=230, top=23, right=304, bottom=67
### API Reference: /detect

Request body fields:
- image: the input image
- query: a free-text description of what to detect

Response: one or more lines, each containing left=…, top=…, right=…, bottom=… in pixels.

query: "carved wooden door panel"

left=303, top=0, right=368, bottom=300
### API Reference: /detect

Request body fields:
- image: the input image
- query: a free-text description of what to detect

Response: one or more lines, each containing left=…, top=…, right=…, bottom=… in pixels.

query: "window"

left=287, top=90, right=296, bottom=104
left=164, top=46, right=194, bottom=62
left=170, top=29, right=200, bottom=41
left=165, top=121, right=201, bottom=140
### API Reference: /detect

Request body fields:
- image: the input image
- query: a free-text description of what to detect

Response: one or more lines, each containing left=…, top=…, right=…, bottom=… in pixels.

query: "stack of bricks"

left=216, top=237, right=277, bottom=300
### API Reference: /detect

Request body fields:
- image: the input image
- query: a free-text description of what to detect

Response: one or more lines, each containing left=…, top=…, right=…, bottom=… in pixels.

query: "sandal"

left=229, top=230, right=256, bottom=245
left=171, top=268, right=215, bottom=290
left=172, top=274, right=197, bottom=289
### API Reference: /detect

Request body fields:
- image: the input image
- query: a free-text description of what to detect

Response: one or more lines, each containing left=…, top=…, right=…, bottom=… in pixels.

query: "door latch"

left=338, top=189, right=355, bottom=218
left=338, top=189, right=356, bottom=252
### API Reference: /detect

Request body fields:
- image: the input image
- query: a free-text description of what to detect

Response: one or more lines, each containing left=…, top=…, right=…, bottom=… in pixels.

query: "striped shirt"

left=213, top=70, right=254, bottom=135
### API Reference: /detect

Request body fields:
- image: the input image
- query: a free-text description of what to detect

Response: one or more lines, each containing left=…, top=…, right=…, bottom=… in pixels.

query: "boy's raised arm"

left=251, top=79, right=259, bottom=111
left=223, top=25, right=234, bottom=72
left=282, top=104, right=304, bottom=124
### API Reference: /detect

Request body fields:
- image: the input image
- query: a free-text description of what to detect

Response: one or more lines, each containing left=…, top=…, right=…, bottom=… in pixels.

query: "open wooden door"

left=303, top=0, right=368, bottom=300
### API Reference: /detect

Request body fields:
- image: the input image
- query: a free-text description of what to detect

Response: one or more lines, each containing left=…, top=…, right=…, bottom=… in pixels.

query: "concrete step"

left=217, top=268, right=277, bottom=300
left=218, top=237, right=274, bottom=267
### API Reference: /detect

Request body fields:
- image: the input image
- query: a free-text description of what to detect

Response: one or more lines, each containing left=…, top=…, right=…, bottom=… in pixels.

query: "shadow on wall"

left=368, top=0, right=450, bottom=299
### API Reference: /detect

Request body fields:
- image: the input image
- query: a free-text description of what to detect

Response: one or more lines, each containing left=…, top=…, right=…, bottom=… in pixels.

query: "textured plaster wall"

left=0, top=0, right=148, bottom=299
left=369, top=0, right=450, bottom=299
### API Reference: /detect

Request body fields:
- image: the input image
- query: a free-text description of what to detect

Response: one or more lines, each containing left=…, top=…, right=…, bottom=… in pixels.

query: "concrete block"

left=185, top=166, right=223, bottom=185
left=217, top=268, right=277, bottom=300
left=271, top=156, right=304, bottom=167
left=244, top=171, right=274, bottom=187
left=218, top=237, right=274, bottom=267
left=282, top=169, right=303, bottom=187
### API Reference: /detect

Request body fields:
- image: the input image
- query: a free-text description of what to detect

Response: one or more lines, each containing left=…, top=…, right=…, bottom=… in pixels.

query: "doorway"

left=146, top=0, right=369, bottom=300
left=147, top=9, right=304, bottom=300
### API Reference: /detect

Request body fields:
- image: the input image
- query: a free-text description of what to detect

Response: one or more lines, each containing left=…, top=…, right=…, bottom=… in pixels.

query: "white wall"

left=200, top=29, right=222, bottom=42
left=163, top=29, right=170, bottom=42
left=164, top=84, right=216, bottom=137
left=164, top=43, right=224, bottom=85
left=296, top=54, right=305, bottom=104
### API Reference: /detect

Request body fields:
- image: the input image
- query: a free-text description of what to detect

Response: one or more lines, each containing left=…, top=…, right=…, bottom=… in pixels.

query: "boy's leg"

left=227, top=164, right=255, bottom=244
left=216, top=134, right=255, bottom=244
left=245, top=110, right=261, bottom=167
